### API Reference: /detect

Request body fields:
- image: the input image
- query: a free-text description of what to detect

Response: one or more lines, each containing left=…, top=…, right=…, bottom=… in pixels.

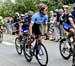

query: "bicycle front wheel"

left=0, top=31, right=3, bottom=43
left=15, top=37, right=22, bottom=55
left=72, top=44, right=75, bottom=66
left=36, top=43, right=48, bottom=66
left=59, top=38, right=71, bottom=60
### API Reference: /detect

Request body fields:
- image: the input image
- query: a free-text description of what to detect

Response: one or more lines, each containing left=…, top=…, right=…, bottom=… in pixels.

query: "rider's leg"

left=65, top=28, right=74, bottom=48
left=34, top=35, right=42, bottom=54
left=69, top=28, right=75, bottom=40
left=19, top=32, right=23, bottom=42
left=66, top=28, right=74, bottom=40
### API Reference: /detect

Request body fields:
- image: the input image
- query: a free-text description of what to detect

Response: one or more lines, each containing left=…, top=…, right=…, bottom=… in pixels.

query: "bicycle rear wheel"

left=23, top=43, right=33, bottom=62
left=0, top=31, right=3, bottom=43
left=36, top=43, right=48, bottom=66
left=15, top=37, right=22, bottom=55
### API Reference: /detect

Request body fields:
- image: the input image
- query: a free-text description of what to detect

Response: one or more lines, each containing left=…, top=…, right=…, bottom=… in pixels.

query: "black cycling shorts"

left=32, top=23, right=42, bottom=36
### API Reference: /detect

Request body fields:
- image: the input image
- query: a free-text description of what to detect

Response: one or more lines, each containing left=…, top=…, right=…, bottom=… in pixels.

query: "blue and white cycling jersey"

left=63, top=11, right=75, bottom=31
left=31, top=12, right=48, bottom=24
left=21, top=16, right=30, bottom=32
left=30, top=12, right=48, bottom=35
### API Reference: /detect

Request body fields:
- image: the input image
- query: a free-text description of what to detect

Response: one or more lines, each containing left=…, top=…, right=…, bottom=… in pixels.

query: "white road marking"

left=2, top=41, right=14, bottom=45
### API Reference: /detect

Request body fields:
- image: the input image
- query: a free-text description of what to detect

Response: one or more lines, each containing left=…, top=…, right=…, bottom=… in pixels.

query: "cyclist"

left=14, top=12, right=20, bottom=22
left=19, top=11, right=33, bottom=43
left=25, top=10, right=34, bottom=24
left=0, top=16, right=4, bottom=31
left=13, top=12, right=20, bottom=34
left=29, top=3, right=48, bottom=59
left=62, top=4, right=75, bottom=48
left=19, top=14, right=26, bottom=42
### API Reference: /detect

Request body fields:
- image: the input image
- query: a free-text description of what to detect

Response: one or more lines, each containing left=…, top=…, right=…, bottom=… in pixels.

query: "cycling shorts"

left=63, top=22, right=72, bottom=32
left=32, top=23, right=42, bottom=35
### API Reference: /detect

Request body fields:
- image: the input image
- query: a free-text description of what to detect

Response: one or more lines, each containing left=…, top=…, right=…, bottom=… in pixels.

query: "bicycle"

left=72, top=43, right=75, bottom=66
left=15, top=30, right=28, bottom=55
left=0, top=29, right=3, bottom=43
left=59, top=36, right=74, bottom=60
left=22, top=33, right=48, bottom=66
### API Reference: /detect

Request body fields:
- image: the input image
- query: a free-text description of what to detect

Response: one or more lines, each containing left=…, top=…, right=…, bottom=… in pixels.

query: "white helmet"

left=21, top=14, right=25, bottom=17
left=15, top=12, right=19, bottom=16
left=63, top=5, right=68, bottom=8
left=0, top=16, right=3, bottom=20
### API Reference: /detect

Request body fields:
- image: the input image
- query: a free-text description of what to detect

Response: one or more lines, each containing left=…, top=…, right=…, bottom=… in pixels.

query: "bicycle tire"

left=59, top=38, right=71, bottom=60
left=0, top=31, right=3, bottom=43
left=36, top=43, right=48, bottom=66
left=15, top=37, right=22, bottom=55
left=23, top=43, right=33, bottom=62
left=72, top=44, right=75, bottom=66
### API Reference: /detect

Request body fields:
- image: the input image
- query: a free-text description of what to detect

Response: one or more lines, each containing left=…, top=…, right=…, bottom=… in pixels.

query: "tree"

left=0, top=1, right=15, bottom=17
left=15, top=0, right=37, bottom=13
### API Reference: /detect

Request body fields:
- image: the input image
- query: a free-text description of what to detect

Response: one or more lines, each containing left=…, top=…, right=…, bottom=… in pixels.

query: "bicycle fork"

left=33, top=40, right=43, bottom=56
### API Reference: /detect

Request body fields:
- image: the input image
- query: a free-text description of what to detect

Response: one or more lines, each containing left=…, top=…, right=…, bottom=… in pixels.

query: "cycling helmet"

left=15, top=12, right=19, bottom=16
left=28, top=10, right=34, bottom=16
left=63, top=5, right=68, bottom=8
left=38, top=3, right=48, bottom=10
left=21, top=14, right=25, bottom=17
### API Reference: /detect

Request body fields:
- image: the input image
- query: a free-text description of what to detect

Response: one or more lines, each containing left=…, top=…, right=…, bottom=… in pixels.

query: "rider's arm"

left=44, top=23, right=48, bottom=34
left=19, top=22, right=23, bottom=33
left=29, top=21, right=34, bottom=36
left=29, top=15, right=35, bottom=36
left=69, top=19, right=75, bottom=28
left=69, top=13, right=75, bottom=29
left=44, top=15, right=48, bottom=33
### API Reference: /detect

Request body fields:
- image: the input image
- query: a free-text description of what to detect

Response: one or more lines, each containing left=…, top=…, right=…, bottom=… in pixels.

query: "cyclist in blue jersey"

left=62, top=3, right=75, bottom=48
left=29, top=3, right=48, bottom=36
left=29, top=3, right=48, bottom=59
left=19, top=12, right=33, bottom=42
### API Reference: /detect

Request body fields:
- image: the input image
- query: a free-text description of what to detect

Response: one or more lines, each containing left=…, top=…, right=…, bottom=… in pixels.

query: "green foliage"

left=0, top=1, right=15, bottom=17
left=15, top=0, right=37, bottom=13
left=0, top=0, right=74, bottom=17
